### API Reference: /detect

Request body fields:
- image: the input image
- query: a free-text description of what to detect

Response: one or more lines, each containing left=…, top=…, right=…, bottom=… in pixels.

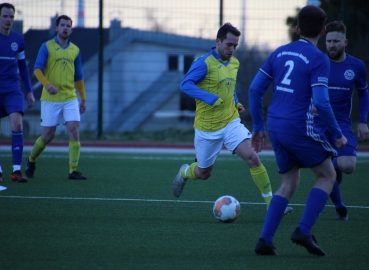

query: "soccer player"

left=0, top=2, right=35, bottom=182
left=315, top=21, right=369, bottom=220
left=172, top=22, right=293, bottom=216
left=249, top=6, right=347, bottom=256
left=25, top=15, right=87, bottom=180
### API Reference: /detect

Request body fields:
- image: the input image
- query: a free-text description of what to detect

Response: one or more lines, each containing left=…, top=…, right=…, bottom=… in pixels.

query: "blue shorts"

left=0, top=91, right=25, bottom=118
left=268, top=129, right=337, bottom=174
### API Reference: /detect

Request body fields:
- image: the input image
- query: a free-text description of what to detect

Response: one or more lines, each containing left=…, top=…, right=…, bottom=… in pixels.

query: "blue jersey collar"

left=54, top=36, right=70, bottom=48
left=210, top=47, right=230, bottom=64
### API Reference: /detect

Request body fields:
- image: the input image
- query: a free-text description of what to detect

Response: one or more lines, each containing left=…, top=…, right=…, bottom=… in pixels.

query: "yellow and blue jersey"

left=34, top=36, right=83, bottom=102
left=180, top=47, right=240, bottom=132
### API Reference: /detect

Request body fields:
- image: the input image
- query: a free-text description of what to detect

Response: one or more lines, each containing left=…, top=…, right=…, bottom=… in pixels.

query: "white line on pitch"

left=0, top=195, right=368, bottom=209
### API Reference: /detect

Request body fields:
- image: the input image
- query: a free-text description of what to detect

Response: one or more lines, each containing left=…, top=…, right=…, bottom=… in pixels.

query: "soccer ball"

left=213, top=195, right=241, bottom=223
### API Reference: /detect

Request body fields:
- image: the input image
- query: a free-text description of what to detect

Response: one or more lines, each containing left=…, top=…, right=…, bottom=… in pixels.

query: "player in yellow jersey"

left=172, top=23, right=292, bottom=215
left=25, top=15, right=87, bottom=180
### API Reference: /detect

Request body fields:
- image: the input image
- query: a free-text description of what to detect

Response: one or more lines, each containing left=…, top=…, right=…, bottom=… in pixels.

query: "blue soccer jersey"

left=260, top=39, right=329, bottom=126
left=324, top=54, right=368, bottom=126
left=0, top=31, right=31, bottom=93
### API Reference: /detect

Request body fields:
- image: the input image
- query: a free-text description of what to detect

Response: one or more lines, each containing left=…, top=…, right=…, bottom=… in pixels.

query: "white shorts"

left=41, top=100, right=80, bottom=127
left=194, top=118, right=252, bottom=168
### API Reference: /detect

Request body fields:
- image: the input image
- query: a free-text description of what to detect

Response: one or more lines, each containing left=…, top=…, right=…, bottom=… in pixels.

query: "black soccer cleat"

left=68, top=171, right=87, bottom=180
left=255, top=238, right=278, bottom=256
left=25, top=157, right=36, bottom=178
left=291, top=227, right=325, bottom=256
left=335, top=206, right=348, bottom=220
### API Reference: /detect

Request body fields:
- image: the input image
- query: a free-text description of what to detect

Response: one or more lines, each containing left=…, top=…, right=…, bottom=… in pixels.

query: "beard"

left=328, top=48, right=344, bottom=61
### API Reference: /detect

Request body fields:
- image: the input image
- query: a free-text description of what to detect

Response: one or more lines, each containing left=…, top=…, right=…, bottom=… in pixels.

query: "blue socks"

left=11, top=131, right=24, bottom=169
left=299, top=188, right=329, bottom=235
left=260, top=195, right=288, bottom=244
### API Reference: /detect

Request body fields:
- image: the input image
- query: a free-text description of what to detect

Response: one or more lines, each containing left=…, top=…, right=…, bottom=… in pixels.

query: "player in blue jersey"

left=315, top=21, right=369, bottom=221
left=172, top=22, right=293, bottom=216
left=25, top=14, right=87, bottom=180
left=0, top=2, right=35, bottom=183
left=249, top=6, right=347, bottom=256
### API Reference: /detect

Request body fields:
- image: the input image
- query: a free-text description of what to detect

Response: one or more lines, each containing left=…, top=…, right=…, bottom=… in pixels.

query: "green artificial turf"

left=0, top=150, right=368, bottom=270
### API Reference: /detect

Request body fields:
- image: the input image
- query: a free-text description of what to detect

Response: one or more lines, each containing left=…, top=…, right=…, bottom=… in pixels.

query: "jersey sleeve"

left=74, top=51, right=84, bottom=82
left=249, top=71, right=272, bottom=132
left=17, top=36, right=33, bottom=93
left=356, top=60, right=368, bottom=90
left=33, top=43, right=49, bottom=72
left=180, top=58, right=219, bottom=105
left=310, top=54, right=329, bottom=88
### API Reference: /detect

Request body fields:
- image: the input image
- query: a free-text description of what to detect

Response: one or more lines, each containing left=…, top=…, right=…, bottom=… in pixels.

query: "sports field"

left=0, top=147, right=368, bottom=269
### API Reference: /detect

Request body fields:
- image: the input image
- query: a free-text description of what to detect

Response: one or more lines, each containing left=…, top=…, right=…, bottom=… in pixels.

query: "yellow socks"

left=181, top=162, right=198, bottom=180
left=69, top=140, right=81, bottom=174
left=29, top=137, right=47, bottom=162
left=250, top=164, right=273, bottom=208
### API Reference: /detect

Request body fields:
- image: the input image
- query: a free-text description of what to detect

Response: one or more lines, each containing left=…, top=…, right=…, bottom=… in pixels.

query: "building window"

left=183, top=55, right=194, bottom=74
left=168, top=55, right=178, bottom=71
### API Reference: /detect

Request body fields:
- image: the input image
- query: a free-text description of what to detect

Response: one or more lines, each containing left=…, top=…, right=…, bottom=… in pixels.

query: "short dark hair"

left=326, top=21, right=346, bottom=35
left=217, top=22, right=241, bottom=41
left=297, top=5, right=327, bottom=38
left=56, top=15, right=73, bottom=26
left=0, top=2, right=15, bottom=15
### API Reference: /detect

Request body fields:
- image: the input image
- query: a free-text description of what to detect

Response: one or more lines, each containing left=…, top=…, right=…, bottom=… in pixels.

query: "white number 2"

left=281, top=60, right=294, bottom=85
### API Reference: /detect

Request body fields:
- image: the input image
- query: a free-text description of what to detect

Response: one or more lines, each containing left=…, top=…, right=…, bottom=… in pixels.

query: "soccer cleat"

left=255, top=238, right=278, bottom=256
left=68, top=171, right=87, bottom=180
left=25, top=157, right=36, bottom=178
left=0, top=172, right=2, bottom=182
left=291, top=227, right=325, bottom=256
left=11, top=170, right=28, bottom=183
left=172, top=164, right=189, bottom=198
left=335, top=206, right=348, bottom=221
left=284, top=206, right=293, bottom=216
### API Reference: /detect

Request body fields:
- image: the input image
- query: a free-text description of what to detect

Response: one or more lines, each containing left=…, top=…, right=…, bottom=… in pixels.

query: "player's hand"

left=357, top=123, right=369, bottom=142
left=237, top=105, right=245, bottom=114
left=251, top=131, right=267, bottom=153
left=27, top=92, right=35, bottom=108
left=46, top=84, right=58, bottom=95
left=335, top=135, right=347, bottom=149
left=79, top=100, right=86, bottom=114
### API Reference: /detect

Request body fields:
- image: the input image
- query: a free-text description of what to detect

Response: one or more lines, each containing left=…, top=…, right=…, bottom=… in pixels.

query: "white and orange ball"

left=213, top=195, right=241, bottom=223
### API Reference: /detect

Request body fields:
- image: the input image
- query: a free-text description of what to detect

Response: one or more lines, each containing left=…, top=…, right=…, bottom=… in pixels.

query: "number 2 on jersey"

left=281, top=60, right=294, bottom=85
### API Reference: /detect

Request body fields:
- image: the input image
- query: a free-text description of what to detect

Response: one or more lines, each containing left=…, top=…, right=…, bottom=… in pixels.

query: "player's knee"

left=341, top=164, right=355, bottom=174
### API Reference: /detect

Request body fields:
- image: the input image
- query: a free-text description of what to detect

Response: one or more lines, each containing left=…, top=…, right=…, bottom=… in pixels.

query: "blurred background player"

left=315, top=21, right=369, bottom=220
left=249, top=6, right=346, bottom=256
left=172, top=22, right=293, bottom=215
left=25, top=14, right=87, bottom=180
left=0, top=2, right=35, bottom=182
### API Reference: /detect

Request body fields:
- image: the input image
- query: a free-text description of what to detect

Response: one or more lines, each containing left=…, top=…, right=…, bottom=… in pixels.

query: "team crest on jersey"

left=344, top=69, right=355, bottom=80
left=11, top=42, right=18, bottom=51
